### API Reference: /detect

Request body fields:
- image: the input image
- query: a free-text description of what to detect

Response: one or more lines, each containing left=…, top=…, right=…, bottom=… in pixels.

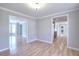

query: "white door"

left=59, top=24, right=67, bottom=37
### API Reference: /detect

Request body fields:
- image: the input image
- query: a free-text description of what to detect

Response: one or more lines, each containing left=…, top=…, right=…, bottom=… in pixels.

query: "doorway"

left=52, top=15, right=68, bottom=43
left=9, top=16, right=28, bottom=55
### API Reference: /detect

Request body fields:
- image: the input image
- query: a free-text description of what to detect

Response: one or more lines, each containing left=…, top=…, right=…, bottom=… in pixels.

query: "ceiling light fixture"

left=28, top=3, right=46, bottom=10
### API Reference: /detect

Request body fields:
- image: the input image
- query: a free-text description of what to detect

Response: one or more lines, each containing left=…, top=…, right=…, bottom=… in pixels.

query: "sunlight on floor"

left=9, top=36, right=17, bottom=55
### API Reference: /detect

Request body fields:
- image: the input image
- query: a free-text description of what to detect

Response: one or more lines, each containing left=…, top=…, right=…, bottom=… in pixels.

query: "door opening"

left=51, top=15, right=69, bottom=43
left=9, top=16, right=28, bottom=55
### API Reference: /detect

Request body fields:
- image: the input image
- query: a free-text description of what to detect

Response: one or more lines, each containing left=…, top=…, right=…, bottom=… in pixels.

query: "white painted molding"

left=68, top=46, right=79, bottom=51
left=38, top=39, right=52, bottom=44
left=0, top=6, right=79, bottom=19
left=0, top=6, right=36, bottom=19
left=27, top=38, right=53, bottom=44
left=27, top=39, right=37, bottom=43
left=36, top=8, right=79, bottom=19
left=50, top=18, right=54, bottom=44
left=0, top=48, right=9, bottom=52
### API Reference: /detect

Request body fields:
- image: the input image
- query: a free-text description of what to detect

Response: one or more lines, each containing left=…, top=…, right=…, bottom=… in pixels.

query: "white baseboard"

left=27, top=39, right=52, bottom=44
left=27, top=39, right=37, bottom=43
left=38, top=39, right=52, bottom=44
left=68, top=46, right=79, bottom=51
left=0, top=48, right=9, bottom=52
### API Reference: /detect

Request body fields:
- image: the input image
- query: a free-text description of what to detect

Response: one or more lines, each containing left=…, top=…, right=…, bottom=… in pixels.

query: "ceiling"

left=0, top=3, right=79, bottom=18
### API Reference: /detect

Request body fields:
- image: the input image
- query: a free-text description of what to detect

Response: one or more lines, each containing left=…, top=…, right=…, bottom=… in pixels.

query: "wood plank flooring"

left=0, top=37, right=79, bottom=56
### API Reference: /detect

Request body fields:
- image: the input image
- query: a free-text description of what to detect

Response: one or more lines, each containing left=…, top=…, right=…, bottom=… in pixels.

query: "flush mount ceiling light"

left=27, top=3, right=46, bottom=10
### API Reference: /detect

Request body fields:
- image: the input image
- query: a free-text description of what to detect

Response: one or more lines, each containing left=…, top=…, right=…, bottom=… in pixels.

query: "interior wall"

left=37, top=17, right=53, bottom=43
left=0, top=10, right=9, bottom=50
left=37, top=9, right=79, bottom=50
left=27, top=19, right=37, bottom=42
left=68, top=10, right=79, bottom=49
left=0, top=9, right=37, bottom=50
left=0, top=7, right=79, bottom=51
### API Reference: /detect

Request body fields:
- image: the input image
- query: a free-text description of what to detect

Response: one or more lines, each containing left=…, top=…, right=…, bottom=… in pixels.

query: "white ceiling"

left=0, top=3, right=79, bottom=18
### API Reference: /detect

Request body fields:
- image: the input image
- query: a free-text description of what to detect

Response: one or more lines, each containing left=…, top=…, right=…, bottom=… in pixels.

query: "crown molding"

left=35, top=7, right=79, bottom=19
left=0, top=6, right=79, bottom=20
left=0, top=6, right=36, bottom=19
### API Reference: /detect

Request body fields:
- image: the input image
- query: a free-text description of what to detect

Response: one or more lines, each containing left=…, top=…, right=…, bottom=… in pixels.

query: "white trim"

left=0, top=6, right=36, bottom=19
left=27, top=38, right=53, bottom=44
left=51, top=14, right=69, bottom=44
left=0, top=6, right=79, bottom=19
left=38, top=39, right=52, bottom=44
left=66, top=14, right=70, bottom=48
left=52, top=14, right=69, bottom=19
left=27, top=39, right=37, bottom=43
left=50, top=18, right=54, bottom=44
left=0, top=48, right=9, bottom=52
left=36, top=8, right=79, bottom=19
left=68, top=46, right=79, bottom=51
left=27, top=39, right=52, bottom=44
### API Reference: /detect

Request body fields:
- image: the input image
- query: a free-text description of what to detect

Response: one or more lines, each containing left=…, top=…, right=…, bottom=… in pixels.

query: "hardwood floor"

left=0, top=37, right=79, bottom=56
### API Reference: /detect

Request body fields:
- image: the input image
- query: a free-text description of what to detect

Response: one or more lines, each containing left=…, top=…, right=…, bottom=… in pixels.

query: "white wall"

left=8, top=9, right=79, bottom=50
left=38, top=10, right=79, bottom=50
left=37, top=10, right=79, bottom=50
left=0, top=10, right=9, bottom=50
left=0, top=7, right=79, bottom=51
left=37, top=18, right=54, bottom=43
left=27, top=19, right=37, bottom=42
left=0, top=9, right=37, bottom=50
left=68, top=10, right=79, bottom=49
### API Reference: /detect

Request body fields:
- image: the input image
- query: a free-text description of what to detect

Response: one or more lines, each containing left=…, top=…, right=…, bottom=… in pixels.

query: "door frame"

left=51, top=14, right=69, bottom=45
